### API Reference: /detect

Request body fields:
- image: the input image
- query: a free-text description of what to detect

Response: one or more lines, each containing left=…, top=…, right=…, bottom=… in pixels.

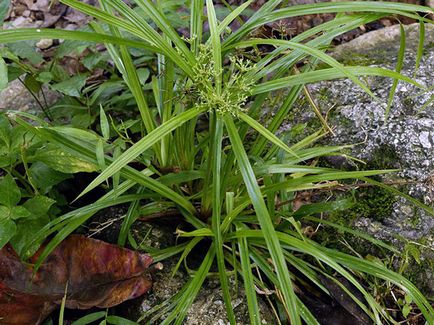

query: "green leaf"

left=71, top=312, right=106, bottom=325
left=31, top=147, right=97, bottom=173
left=9, top=206, right=31, bottom=220
left=136, top=68, right=150, bottom=85
left=106, top=316, right=138, bottom=325
left=0, top=174, right=21, bottom=207
left=216, top=0, right=252, bottom=36
left=29, top=162, right=72, bottom=194
left=162, top=246, right=215, bottom=324
left=77, top=106, right=206, bottom=200
left=59, top=283, right=68, bottom=325
left=82, top=52, right=104, bottom=70
left=206, top=0, right=222, bottom=94
left=7, top=41, right=43, bottom=65
left=9, top=196, right=54, bottom=258
left=0, top=57, right=8, bottom=90
left=24, top=74, right=42, bottom=93
left=91, top=21, right=156, bottom=136
left=14, top=119, right=198, bottom=217
left=60, top=0, right=194, bottom=76
left=415, top=20, right=425, bottom=75
left=224, top=1, right=433, bottom=47
left=238, top=112, right=296, bottom=157
left=0, top=114, right=11, bottom=144
left=22, top=195, right=55, bottom=218
left=178, top=228, right=213, bottom=237
left=36, top=71, right=54, bottom=83
left=402, top=304, right=411, bottom=318
left=7, top=65, right=25, bottom=82
left=117, top=187, right=143, bottom=246
left=0, top=216, right=16, bottom=249
left=252, top=66, right=424, bottom=94
left=127, top=0, right=195, bottom=65
left=96, top=138, right=106, bottom=171
left=234, top=38, right=378, bottom=98
left=51, top=74, right=88, bottom=97
left=71, top=113, right=94, bottom=129
left=190, top=0, right=204, bottom=55
left=236, top=223, right=261, bottom=325
left=224, top=115, right=301, bottom=325
left=385, top=24, right=406, bottom=118
left=0, top=28, right=157, bottom=52
left=208, top=115, right=235, bottom=324
left=0, top=0, right=10, bottom=24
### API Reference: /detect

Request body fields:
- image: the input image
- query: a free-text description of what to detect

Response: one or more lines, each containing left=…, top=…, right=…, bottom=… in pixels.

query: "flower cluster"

left=189, top=45, right=255, bottom=116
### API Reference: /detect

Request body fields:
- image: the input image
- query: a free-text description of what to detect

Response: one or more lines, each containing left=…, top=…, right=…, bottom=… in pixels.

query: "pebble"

left=36, top=39, right=53, bottom=49
left=419, top=131, right=432, bottom=149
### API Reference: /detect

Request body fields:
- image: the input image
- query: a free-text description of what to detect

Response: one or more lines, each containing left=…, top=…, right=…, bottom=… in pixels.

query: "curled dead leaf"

left=0, top=235, right=153, bottom=325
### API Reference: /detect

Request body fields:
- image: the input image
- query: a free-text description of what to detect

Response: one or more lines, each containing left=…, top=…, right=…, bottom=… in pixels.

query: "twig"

left=18, top=77, right=53, bottom=121
left=293, top=66, right=335, bottom=135
left=137, top=209, right=183, bottom=222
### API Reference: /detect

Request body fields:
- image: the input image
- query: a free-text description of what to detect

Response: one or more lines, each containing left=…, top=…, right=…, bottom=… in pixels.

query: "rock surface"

left=286, top=23, right=434, bottom=293
left=0, top=79, right=60, bottom=113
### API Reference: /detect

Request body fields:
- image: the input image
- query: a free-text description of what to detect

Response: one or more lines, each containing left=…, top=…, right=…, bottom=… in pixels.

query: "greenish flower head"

left=191, top=45, right=255, bottom=116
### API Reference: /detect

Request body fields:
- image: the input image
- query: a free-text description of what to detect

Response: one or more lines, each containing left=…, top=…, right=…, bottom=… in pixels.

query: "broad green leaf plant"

left=1, top=1, right=434, bottom=324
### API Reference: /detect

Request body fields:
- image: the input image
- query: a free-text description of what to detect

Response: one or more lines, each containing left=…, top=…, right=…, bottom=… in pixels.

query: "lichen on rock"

left=283, top=23, right=434, bottom=294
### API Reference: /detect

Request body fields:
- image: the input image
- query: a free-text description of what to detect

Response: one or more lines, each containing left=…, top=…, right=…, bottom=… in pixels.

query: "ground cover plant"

left=1, top=0, right=434, bottom=324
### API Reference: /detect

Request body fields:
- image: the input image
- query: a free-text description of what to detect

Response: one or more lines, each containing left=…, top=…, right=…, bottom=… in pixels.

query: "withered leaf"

left=0, top=235, right=153, bottom=325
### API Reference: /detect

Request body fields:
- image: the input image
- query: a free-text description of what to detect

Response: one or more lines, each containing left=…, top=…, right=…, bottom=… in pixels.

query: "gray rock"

left=285, top=23, right=434, bottom=293
left=0, top=79, right=60, bottom=113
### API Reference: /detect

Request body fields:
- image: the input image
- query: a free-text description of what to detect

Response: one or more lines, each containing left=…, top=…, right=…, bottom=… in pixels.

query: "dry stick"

left=17, top=77, right=53, bottom=121
left=293, top=66, right=335, bottom=136
left=255, top=264, right=282, bottom=325
left=137, top=209, right=183, bottom=222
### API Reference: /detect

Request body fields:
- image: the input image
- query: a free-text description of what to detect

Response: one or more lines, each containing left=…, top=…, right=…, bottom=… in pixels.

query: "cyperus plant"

left=1, top=0, right=434, bottom=324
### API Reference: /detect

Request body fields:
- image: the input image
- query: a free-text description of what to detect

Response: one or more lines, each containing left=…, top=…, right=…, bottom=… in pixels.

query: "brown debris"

left=0, top=235, right=154, bottom=325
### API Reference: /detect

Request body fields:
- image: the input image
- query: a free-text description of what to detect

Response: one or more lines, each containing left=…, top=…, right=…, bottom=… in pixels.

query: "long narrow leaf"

left=238, top=112, right=296, bottom=157
left=210, top=115, right=236, bottom=323
left=77, top=107, right=206, bottom=200
left=224, top=115, right=301, bottom=325
left=253, top=66, right=425, bottom=94
left=190, top=0, right=204, bottom=55
left=232, top=39, right=376, bottom=98
left=162, top=246, right=216, bottom=325
left=385, top=24, right=406, bottom=118
left=131, top=0, right=194, bottom=64
left=217, top=0, right=253, bottom=36
left=60, top=0, right=194, bottom=76
left=224, top=2, right=433, bottom=46
left=236, top=223, right=261, bottom=325
left=206, top=0, right=222, bottom=95
left=0, top=28, right=156, bottom=51
left=92, top=21, right=156, bottom=136
left=415, top=20, right=425, bottom=75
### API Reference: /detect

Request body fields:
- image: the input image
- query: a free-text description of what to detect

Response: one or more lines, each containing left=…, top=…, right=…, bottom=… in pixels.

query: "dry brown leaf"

left=0, top=235, right=153, bottom=325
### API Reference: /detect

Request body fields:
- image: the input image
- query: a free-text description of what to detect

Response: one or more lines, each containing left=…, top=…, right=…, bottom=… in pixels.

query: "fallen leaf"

left=0, top=235, right=153, bottom=325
